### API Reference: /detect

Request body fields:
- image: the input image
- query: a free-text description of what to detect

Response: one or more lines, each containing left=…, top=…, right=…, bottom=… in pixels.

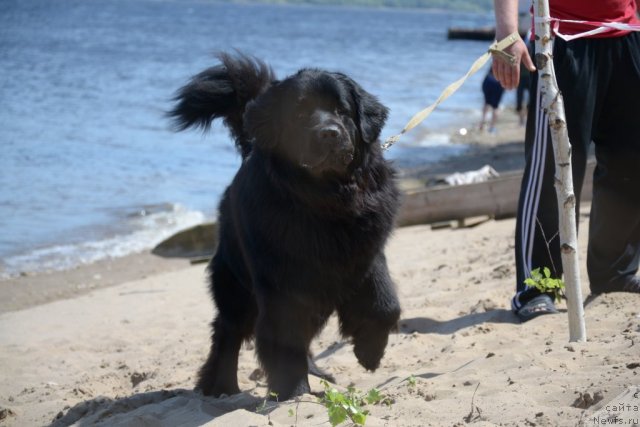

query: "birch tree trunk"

left=534, top=0, right=587, bottom=342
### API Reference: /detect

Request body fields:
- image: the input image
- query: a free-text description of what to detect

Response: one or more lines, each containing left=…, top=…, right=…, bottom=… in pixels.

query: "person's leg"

left=489, top=107, right=499, bottom=133
left=512, top=71, right=562, bottom=317
left=482, top=74, right=503, bottom=132
left=512, top=38, right=596, bottom=320
left=480, top=103, right=490, bottom=130
left=587, top=32, right=640, bottom=294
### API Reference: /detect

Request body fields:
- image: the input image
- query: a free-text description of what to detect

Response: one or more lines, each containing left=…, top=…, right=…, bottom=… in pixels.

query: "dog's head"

left=244, top=69, right=388, bottom=177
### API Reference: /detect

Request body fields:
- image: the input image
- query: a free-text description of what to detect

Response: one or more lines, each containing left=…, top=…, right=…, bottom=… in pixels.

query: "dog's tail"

left=169, top=52, right=275, bottom=158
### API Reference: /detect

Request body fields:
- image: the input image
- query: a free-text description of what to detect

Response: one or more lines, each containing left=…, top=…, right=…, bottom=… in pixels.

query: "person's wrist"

left=495, top=26, right=517, bottom=41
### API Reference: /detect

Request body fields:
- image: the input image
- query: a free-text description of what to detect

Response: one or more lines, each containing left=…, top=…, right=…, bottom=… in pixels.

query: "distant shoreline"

left=218, top=0, right=493, bottom=13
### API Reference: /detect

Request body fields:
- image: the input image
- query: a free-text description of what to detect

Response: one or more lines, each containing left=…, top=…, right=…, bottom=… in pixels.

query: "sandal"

left=516, top=294, right=558, bottom=323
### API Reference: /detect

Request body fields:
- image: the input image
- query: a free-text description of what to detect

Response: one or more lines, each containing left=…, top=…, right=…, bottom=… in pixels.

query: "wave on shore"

left=0, top=204, right=206, bottom=279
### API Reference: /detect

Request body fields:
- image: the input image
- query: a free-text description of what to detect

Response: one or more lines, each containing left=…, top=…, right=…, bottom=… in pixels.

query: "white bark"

left=534, top=0, right=587, bottom=342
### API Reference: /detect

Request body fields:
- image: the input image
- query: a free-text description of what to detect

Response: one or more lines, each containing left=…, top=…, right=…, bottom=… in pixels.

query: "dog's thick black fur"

left=170, top=52, right=401, bottom=400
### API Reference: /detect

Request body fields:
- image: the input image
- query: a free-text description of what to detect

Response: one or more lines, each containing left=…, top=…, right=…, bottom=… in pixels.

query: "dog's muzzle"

left=315, top=125, right=354, bottom=166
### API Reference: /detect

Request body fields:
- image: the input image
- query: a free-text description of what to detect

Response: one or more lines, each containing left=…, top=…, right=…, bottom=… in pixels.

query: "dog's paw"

left=268, top=377, right=311, bottom=401
left=196, top=377, right=241, bottom=397
left=353, top=335, right=387, bottom=371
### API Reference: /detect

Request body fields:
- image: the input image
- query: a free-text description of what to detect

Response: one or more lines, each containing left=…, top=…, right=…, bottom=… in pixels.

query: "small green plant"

left=256, top=399, right=267, bottom=413
left=524, top=267, right=565, bottom=303
left=364, top=387, right=393, bottom=406
left=406, top=375, right=417, bottom=388
left=318, top=380, right=392, bottom=426
left=256, top=391, right=279, bottom=413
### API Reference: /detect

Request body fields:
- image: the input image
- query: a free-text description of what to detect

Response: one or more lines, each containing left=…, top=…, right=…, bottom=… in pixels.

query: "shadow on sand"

left=50, top=310, right=526, bottom=426
left=399, top=308, right=519, bottom=335
left=48, top=388, right=264, bottom=427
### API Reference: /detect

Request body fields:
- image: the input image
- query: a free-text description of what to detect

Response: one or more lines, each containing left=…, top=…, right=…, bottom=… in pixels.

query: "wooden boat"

left=447, top=27, right=528, bottom=41
left=447, top=26, right=495, bottom=41
left=152, top=162, right=596, bottom=258
left=397, top=161, right=595, bottom=227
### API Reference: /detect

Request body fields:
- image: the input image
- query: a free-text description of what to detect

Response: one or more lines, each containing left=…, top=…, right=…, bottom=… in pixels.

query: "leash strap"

left=534, top=16, right=640, bottom=41
left=382, top=31, right=521, bottom=150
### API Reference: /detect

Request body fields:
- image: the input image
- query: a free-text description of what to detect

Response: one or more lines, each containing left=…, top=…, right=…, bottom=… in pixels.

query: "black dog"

left=170, top=53, right=401, bottom=400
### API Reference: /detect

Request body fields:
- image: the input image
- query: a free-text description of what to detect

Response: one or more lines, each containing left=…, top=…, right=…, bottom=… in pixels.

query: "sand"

left=1, top=113, right=638, bottom=427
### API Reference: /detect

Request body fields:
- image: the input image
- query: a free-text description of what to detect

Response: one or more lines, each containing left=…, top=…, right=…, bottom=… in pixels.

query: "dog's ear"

left=336, top=73, right=388, bottom=144
left=243, top=85, right=283, bottom=150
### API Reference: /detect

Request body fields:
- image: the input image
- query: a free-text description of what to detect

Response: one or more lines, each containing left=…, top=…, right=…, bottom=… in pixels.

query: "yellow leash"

left=382, top=31, right=521, bottom=150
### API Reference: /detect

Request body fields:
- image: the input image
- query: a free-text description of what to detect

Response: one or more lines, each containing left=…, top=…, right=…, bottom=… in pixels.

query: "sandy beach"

left=1, top=113, right=637, bottom=427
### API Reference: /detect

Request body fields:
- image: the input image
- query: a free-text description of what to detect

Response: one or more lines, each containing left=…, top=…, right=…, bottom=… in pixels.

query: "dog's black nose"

left=318, top=127, right=340, bottom=142
left=340, top=151, right=354, bottom=165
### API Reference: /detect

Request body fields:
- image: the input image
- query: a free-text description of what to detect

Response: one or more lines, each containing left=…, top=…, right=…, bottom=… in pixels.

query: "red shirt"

left=551, top=0, right=639, bottom=37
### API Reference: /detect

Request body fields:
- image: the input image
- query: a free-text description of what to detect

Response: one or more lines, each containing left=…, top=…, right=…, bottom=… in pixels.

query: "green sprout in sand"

left=524, top=267, right=565, bottom=303
left=319, top=380, right=392, bottom=426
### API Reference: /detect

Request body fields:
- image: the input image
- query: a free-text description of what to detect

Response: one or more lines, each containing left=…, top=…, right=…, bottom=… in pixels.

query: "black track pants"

left=512, top=31, right=640, bottom=311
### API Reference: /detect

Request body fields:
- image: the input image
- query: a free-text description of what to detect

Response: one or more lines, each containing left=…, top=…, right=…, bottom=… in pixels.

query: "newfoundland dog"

left=170, top=53, right=401, bottom=400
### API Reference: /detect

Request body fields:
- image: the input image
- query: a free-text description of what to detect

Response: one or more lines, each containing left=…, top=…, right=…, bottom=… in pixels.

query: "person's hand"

left=492, top=39, right=536, bottom=90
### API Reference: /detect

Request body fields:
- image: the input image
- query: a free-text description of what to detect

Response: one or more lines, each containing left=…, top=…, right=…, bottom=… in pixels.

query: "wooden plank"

left=447, top=27, right=495, bottom=41
left=397, top=161, right=595, bottom=227
left=447, top=27, right=527, bottom=41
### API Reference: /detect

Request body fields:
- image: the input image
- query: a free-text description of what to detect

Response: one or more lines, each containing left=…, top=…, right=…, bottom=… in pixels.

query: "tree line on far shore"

left=222, top=0, right=493, bottom=13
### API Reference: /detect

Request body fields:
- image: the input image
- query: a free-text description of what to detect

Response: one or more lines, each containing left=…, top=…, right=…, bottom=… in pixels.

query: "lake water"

left=0, top=0, right=496, bottom=276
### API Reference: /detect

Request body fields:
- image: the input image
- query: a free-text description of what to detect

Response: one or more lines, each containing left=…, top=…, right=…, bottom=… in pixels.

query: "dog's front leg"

left=197, top=255, right=256, bottom=397
left=197, top=314, right=244, bottom=397
left=254, top=294, right=319, bottom=401
left=337, top=254, right=401, bottom=371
